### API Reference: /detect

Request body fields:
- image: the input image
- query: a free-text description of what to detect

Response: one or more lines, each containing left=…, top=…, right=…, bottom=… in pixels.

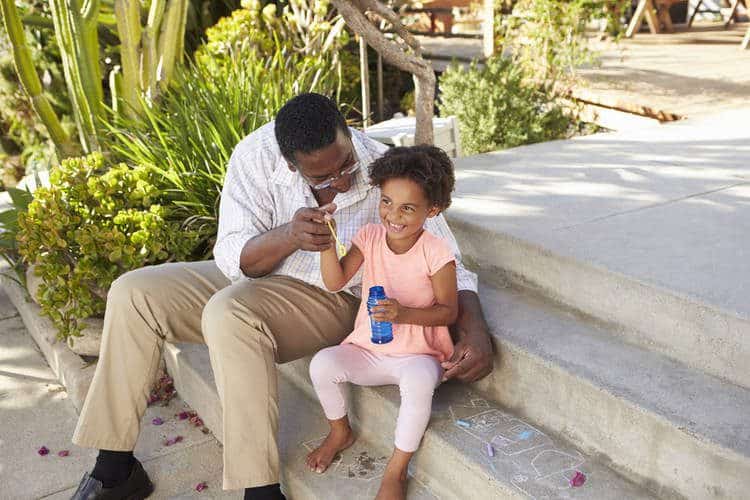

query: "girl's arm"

left=320, top=243, right=365, bottom=292
left=371, top=262, right=458, bottom=326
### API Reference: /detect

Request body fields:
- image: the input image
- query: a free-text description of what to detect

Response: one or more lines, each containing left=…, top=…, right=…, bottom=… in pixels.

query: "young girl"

left=306, top=145, right=458, bottom=500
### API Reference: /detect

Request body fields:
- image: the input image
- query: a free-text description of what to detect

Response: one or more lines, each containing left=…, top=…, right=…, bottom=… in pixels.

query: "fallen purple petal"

left=149, top=373, right=177, bottom=406
left=58, top=450, right=70, bottom=457
left=152, top=417, right=164, bottom=425
left=195, top=482, right=208, bottom=492
left=570, top=471, right=586, bottom=487
left=38, top=446, right=49, bottom=456
left=164, top=435, right=184, bottom=446
left=177, top=411, right=190, bottom=420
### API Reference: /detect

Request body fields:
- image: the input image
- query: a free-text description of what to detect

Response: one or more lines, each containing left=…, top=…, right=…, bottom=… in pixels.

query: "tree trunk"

left=331, top=0, right=435, bottom=145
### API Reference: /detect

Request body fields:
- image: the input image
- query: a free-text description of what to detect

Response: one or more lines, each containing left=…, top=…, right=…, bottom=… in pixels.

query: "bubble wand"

left=326, top=218, right=347, bottom=258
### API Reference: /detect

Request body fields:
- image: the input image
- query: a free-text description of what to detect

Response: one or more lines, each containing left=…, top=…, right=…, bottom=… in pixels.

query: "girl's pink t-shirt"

left=341, top=223, right=456, bottom=362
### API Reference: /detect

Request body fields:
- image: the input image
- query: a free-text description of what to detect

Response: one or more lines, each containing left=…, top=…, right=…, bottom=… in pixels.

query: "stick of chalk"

left=455, top=419, right=471, bottom=428
left=486, top=443, right=495, bottom=457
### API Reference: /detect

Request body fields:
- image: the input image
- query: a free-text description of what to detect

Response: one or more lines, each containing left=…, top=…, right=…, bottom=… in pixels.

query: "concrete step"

left=165, top=342, right=653, bottom=499
left=446, top=114, right=750, bottom=389
left=164, top=342, right=441, bottom=499
left=470, top=283, right=750, bottom=500
left=447, top=214, right=750, bottom=391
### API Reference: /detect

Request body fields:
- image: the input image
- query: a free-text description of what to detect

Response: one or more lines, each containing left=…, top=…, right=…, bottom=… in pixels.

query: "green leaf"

left=0, top=209, right=19, bottom=227
left=6, top=187, right=33, bottom=210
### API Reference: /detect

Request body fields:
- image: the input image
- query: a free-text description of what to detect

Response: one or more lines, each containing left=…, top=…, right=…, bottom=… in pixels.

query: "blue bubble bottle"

left=367, top=286, right=393, bottom=344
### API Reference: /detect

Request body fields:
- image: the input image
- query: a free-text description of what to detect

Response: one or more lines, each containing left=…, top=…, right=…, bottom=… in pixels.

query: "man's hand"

left=371, top=298, right=402, bottom=323
left=441, top=291, right=494, bottom=383
left=286, top=204, right=336, bottom=252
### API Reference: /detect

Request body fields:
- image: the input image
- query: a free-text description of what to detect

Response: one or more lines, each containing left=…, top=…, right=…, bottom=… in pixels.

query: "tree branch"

left=358, top=0, right=421, bottom=56
left=331, top=0, right=426, bottom=75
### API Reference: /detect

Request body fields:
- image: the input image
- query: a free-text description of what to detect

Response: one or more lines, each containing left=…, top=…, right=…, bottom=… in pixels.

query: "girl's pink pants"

left=309, top=343, right=443, bottom=452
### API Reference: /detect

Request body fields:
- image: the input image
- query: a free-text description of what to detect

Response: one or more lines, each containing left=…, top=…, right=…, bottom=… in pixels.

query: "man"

left=70, top=93, right=493, bottom=499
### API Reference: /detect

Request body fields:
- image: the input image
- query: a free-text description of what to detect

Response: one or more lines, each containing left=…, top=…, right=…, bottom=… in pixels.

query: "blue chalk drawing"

left=518, top=430, right=534, bottom=440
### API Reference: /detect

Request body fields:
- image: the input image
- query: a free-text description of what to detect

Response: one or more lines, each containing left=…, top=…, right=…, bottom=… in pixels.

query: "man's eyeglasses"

left=308, top=158, right=361, bottom=191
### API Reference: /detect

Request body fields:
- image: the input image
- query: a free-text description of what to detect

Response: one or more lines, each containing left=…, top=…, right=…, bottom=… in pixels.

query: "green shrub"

left=195, top=0, right=356, bottom=103
left=438, top=56, right=571, bottom=156
left=494, top=0, right=608, bottom=85
left=17, top=153, right=199, bottom=341
left=0, top=185, right=34, bottom=287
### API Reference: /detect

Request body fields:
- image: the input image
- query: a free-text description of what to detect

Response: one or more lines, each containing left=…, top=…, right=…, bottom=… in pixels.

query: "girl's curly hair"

left=368, top=145, right=455, bottom=209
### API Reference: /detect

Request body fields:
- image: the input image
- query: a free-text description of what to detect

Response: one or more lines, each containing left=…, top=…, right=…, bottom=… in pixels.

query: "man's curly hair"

left=369, top=145, right=455, bottom=210
left=274, top=93, right=350, bottom=165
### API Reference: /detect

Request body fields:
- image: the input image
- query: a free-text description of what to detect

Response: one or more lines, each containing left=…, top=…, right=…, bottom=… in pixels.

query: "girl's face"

left=379, top=177, right=439, bottom=245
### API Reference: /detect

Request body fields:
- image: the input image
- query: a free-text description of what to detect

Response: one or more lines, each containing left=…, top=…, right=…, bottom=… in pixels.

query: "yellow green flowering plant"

left=17, top=153, right=200, bottom=341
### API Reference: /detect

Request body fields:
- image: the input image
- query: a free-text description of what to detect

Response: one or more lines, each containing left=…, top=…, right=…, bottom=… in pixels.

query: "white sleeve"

left=424, top=214, right=478, bottom=293
left=213, top=147, right=274, bottom=282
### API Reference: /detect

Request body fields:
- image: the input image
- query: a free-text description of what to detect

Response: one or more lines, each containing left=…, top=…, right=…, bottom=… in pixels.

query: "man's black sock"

left=91, top=449, right=135, bottom=488
left=244, top=483, right=286, bottom=500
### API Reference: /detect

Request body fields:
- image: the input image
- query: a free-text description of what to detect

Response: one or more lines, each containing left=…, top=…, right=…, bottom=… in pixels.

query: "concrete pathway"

left=0, top=290, right=235, bottom=500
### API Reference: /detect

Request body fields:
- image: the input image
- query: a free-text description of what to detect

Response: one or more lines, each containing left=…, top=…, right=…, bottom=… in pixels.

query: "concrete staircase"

left=165, top=340, right=653, bottom=500
left=165, top=111, right=750, bottom=499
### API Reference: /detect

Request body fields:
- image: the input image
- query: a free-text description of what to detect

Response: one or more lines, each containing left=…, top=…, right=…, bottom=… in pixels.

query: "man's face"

left=291, top=129, right=358, bottom=194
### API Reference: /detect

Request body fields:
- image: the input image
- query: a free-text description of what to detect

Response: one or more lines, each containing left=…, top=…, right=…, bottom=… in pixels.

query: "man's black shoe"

left=70, top=459, right=154, bottom=499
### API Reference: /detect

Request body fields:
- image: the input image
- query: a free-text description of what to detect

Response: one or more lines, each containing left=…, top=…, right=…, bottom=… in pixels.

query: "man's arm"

left=240, top=207, right=333, bottom=278
left=214, top=137, right=335, bottom=280
left=441, top=290, right=495, bottom=382
left=422, top=214, right=494, bottom=382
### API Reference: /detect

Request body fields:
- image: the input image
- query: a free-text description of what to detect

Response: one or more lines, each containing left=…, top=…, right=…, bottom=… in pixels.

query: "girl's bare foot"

left=375, top=471, right=408, bottom=500
left=306, top=416, right=356, bottom=473
left=375, top=447, right=412, bottom=500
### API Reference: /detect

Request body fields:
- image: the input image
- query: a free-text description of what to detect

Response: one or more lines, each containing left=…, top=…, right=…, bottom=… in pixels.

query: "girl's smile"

left=379, top=177, right=439, bottom=253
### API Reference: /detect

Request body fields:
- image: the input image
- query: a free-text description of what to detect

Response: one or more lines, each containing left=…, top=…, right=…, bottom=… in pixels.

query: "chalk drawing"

left=446, top=398, right=587, bottom=499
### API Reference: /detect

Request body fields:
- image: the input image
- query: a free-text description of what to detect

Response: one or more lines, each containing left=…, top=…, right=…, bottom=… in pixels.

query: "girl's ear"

left=427, top=206, right=441, bottom=218
left=287, top=162, right=297, bottom=173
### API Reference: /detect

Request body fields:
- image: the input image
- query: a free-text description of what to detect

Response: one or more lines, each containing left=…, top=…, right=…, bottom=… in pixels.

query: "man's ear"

left=427, top=206, right=441, bottom=218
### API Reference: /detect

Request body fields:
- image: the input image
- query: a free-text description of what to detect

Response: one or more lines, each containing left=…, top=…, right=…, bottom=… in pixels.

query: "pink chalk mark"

left=570, top=471, right=586, bottom=487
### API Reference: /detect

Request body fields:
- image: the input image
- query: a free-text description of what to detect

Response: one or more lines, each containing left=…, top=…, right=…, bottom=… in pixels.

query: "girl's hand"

left=371, top=298, right=401, bottom=323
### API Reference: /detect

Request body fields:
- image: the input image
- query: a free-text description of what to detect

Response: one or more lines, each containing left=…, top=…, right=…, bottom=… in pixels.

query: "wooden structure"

left=626, top=0, right=750, bottom=48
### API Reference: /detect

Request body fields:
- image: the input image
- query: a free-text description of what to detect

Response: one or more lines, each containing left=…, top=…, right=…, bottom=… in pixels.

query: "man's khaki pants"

left=72, top=261, right=359, bottom=490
